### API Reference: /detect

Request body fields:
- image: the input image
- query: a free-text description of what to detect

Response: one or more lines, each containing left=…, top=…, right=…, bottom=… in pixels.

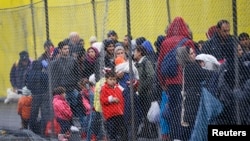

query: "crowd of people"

left=11, top=16, right=250, bottom=141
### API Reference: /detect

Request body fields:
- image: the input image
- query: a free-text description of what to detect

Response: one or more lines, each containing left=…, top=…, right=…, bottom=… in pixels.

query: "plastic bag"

left=147, top=101, right=160, bottom=123
left=4, top=88, right=22, bottom=104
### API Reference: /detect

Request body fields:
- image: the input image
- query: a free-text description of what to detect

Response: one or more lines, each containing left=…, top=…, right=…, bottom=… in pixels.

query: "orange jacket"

left=17, top=95, right=32, bottom=119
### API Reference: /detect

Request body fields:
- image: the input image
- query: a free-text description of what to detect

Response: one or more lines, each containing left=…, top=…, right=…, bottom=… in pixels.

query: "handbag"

left=147, top=101, right=161, bottom=123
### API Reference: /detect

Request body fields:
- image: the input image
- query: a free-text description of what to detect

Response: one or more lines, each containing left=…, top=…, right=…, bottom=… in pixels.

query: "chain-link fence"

left=1, top=0, right=250, bottom=140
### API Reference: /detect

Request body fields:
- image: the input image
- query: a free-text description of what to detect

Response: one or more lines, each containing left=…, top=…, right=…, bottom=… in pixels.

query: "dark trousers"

left=90, top=112, right=106, bottom=139
left=165, top=84, right=183, bottom=140
left=21, top=118, right=29, bottom=129
left=137, top=94, right=158, bottom=139
left=29, top=93, right=51, bottom=135
left=106, top=115, right=128, bottom=141
left=57, top=117, right=73, bottom=134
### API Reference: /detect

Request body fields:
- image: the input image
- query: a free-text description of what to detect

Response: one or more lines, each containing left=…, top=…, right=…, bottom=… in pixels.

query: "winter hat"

left=114, top=46, right=125, bottom=58
left=22, top=86, right=31, bottom=96
left=115, top=56, right=125, bottom=65
left=115, top=42, right=123, bottom=47
left=92, top=42, right=102, bottom=53
left=114, top=46, right=124, bottom=53
left=89, top=36, right=97, bottom=43
left=19, top=51, right=29, bottom=61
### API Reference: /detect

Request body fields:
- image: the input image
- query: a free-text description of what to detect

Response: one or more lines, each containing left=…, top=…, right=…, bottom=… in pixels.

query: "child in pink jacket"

left=53, top=86, right=73, bottom=134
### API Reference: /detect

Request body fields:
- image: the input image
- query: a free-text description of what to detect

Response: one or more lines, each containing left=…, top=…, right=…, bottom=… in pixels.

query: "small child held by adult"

left=100, top=71, right=128, bottom=141
left=17, top=86, right=32, bottom=129
left=114, top=56, right=139, bottom=93
left=52, top=86, right=73, bottom=139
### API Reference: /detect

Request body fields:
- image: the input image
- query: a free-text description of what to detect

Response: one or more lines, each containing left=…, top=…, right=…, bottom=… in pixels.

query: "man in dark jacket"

left=49, top=40, right=86, bottom=120
left=202, top=19, right=236, bottom=64
left=37, top=40, right=55, bottom=68
left=26, top=60, right=49, bottom=135
left=10, top=51, right=32, bottom=91
left=157, top=17, right=195, bottom=141
left=68, top=32, right=85, bottom=59
left=134, top=45, right=158, bottom=139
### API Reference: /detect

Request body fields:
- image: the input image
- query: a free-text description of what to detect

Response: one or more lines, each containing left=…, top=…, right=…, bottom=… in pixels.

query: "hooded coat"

left=157, top=17, right=195, bottom=87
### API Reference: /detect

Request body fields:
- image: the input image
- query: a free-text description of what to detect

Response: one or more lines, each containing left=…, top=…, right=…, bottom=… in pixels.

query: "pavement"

left=0, top=99, right=21, bottom=130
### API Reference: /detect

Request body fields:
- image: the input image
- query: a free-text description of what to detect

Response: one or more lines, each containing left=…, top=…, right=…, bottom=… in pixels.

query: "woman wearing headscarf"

left=176, top=46, right=213, bottom=140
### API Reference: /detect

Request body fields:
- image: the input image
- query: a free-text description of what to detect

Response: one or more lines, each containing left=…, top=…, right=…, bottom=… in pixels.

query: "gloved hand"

left=42, top=60, right=48, bottom=68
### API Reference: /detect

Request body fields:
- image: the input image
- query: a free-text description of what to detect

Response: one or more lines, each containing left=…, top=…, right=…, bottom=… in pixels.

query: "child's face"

left=198, top=60, right=205, bottom=68
left=62, top=92, right=66, bottom=98
left=88, top=48, right=96, bottom=59
left=106, top=77, right=117, bottom=87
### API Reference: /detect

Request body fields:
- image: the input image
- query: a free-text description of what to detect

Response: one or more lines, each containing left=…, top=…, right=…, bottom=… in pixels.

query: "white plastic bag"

left=4, top=88, right=22, bottom=104
left=147, top=101, right=160, bottom=123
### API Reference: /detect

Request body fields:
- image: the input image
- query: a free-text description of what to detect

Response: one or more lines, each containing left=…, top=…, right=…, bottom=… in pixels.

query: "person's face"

left=62, top=92, right=66, bottom=98
left=61, top=45, right=69, bottom=56
left=106, top=44, right=115, bottom=55
left=133, top=49, right=141, bottom=61
left=115, top=49, right=125, bottom=59
left=198, top=60, right=205, bottom=68
left=44, top=46, right=50, bottom=53
left=189, top=48, right=196, bottom=61
left=218, top=23, right=230, bottom=39
left=106, top=76, right=117, bottom=87
left=237, top=44, right=244, bottom=57
left=123, top=36, right=129, bottom=47
left=198, top=43, right=203, bottom=50
left=240, top=37, right=250, bottom=48
left=21, top=60, right=29, bottom=66
left=88, top=48, right=96, bottom=59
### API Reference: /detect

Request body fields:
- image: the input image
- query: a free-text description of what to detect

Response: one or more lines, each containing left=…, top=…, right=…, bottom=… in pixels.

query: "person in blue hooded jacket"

left=26, top=60, right=50, bottom=135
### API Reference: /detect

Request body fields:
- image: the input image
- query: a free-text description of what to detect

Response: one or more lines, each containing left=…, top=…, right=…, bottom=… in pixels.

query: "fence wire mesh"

left=0, top=0, right=250, bottom=141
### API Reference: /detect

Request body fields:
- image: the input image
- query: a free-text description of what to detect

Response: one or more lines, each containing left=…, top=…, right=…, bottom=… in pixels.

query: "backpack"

left=160, top=38, right=188, bottom=77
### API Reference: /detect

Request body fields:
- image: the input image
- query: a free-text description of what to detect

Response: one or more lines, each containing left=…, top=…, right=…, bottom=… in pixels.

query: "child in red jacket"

left=17, top=86, right=32, bottom=129
left=100, top=71, right=128, bottom=141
